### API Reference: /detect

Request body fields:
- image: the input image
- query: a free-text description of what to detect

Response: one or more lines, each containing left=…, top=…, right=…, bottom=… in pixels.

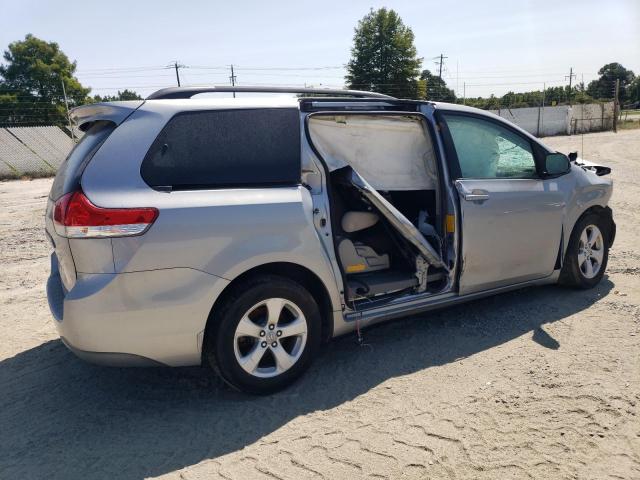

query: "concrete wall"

left=490, top=102, right=614, bottom=137
left=570, top=103, right=615, bottom=134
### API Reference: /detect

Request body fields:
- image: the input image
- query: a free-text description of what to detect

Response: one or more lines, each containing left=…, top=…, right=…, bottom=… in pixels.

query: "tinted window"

left=50, top=121, right=115, bottom=200
left=443, top=114, right=537, bottom=179
left=141, top=109, right=301, bottom=189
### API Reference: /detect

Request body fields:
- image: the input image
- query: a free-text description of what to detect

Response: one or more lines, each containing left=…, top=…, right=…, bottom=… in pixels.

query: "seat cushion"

left=338, top=238, right=389, bottom=273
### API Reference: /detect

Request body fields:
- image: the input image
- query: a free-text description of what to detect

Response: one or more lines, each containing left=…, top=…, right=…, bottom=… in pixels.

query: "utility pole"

left=172, top=61, right=183, bottom=87
left=565, top=67, right=576, bottom=104
left=435, top=53, right=447, bottom=79
left=565, top=67, right=576, bottom=90
left=60, top=77, right=75, bottom=142
left=613, top=78, right=620, bottom=133
left=229, top=64, right=237, bottom=98
left=463, top=82, right=466, bottom=105
left=540, top=82, right=546, bottom=135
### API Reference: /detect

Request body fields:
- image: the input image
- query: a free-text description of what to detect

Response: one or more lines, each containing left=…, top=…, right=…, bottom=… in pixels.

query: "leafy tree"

left=93, top=89, right=143, bottom=102
left=572, top=82, right=593, bottom=104
left=461, top=95, right=492, bottom=110
left=420, top=70, right=455, bottom=102
left=0, top=34, right=90, bottom=126
left=586, top=62, right=635, bottom=102
left=626, top=76, right=640, bottom=106
left=346, top=8, right=423, bottom=98
left=461, top=84, right=596, bottom=110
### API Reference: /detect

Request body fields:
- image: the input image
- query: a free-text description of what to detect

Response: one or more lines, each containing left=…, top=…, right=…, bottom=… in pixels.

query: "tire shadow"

left=0, top=279, right=613, bottom=479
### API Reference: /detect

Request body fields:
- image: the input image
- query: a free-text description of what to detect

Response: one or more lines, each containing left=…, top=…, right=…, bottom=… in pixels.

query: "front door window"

left=443, top=114, right=537, bottom=179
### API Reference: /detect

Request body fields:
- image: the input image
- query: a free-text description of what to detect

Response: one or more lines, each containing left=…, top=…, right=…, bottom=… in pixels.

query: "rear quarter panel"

left=80, top=102, right=343, bottom=319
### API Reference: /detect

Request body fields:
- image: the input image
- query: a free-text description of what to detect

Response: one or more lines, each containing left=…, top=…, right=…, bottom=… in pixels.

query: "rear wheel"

left=206, top=275, right=321, bottom=394
left=560, top=213, right=610, bottom=289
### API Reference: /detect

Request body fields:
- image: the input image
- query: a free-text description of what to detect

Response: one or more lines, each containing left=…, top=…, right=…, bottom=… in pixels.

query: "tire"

left=205, top=275, right=322, bottom=394
left=559, top=212, right=610, bottom=289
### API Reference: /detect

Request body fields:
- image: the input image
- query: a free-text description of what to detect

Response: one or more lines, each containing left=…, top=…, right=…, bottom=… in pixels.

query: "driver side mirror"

left=544, top=153, right=571, bottom=176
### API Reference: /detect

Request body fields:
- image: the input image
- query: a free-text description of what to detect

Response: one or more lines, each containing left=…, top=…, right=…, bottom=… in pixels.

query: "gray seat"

left=338, top=211, right=390, bottom=274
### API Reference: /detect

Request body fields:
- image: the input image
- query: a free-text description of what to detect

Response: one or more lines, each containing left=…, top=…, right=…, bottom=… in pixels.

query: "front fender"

left=562, top=164, right=613, bottom=253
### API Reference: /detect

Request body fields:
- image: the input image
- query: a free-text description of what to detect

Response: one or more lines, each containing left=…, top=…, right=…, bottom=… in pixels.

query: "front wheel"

left=206, top=275, right=322, bottom=394
left=559, top=213, right=610, bottom=289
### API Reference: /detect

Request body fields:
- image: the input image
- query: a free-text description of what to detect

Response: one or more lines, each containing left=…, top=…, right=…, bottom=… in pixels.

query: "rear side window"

left=141, top=108, right=301, bottom=189
left=50, top=121, right=115, bottom=200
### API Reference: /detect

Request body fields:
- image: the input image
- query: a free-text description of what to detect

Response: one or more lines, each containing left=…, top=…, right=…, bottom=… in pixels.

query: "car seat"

left=338, top=211, right=390, bottom=274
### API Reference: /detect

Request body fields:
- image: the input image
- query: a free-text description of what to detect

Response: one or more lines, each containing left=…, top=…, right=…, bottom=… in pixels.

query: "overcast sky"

left=2, top=0, right=639, bottom=98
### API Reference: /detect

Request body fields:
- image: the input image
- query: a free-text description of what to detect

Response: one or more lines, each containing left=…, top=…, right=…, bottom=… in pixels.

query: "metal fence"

left=0, top=126, right=75, bottom=179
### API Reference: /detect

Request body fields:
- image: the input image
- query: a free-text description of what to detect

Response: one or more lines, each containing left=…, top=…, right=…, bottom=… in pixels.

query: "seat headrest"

left=342, top=211, right=379, bottom=233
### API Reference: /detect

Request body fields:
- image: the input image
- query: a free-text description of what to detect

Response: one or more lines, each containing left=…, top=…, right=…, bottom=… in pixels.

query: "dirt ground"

left=1, top=130, right=639, bottom=480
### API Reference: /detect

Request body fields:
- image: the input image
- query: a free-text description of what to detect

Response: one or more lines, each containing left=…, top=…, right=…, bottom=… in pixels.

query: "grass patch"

left=618, top=119, right=640, bottom=130
left=0, top=170, right=56, bottom=181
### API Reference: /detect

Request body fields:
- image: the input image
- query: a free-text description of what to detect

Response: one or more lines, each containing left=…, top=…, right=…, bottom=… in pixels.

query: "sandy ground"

left=1, top=130, right=639, bottom=480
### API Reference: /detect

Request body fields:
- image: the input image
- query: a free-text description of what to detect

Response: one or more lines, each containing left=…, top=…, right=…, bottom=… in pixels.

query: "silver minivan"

left=46, top=86, right=615, bottom=394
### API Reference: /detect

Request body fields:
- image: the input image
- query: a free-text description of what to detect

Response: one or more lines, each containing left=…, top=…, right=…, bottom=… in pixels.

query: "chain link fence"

left=0, top=126, right=76, bottom=179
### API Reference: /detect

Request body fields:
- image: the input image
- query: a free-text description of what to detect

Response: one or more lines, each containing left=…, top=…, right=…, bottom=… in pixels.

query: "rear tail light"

left=53, top=191, right=158, bottom=238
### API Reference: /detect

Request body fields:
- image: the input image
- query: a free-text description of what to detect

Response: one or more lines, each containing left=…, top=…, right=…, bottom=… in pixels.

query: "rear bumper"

left=46, top=255, right=65, bottom=322
left=60, top=336, right=165, bottom=367
left=46, top=254, right=230, bottom=367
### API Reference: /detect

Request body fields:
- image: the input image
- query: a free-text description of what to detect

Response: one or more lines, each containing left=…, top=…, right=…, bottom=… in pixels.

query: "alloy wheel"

left=233, top=298, right=308, bottom=378
left=578, top=224, right=604, bottom=279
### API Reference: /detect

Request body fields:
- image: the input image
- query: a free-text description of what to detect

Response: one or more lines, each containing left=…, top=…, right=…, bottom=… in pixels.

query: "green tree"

left=420, top=70, right=455, bottom=102
left=94, top=89, right=143, bottom=102
left=0, top=34, right=90, bottom=126
left=346, top=8, right=422, bottom=98
left=461, top=84, right=594, bottom=110
left=626, top=76, right=640, bottom=106
left=586, top=62, right=635, bottom=101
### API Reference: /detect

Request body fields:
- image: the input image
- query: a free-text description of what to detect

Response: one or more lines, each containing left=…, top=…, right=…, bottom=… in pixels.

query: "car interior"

left=308, top=113, right=450, bottom=306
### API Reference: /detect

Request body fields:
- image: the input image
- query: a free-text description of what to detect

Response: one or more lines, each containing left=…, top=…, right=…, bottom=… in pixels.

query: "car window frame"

left=140, top=107, right=302, bottom=191
left=435, top=110, right=548, bottom=181
left=304, top=109, right=446, bottom=234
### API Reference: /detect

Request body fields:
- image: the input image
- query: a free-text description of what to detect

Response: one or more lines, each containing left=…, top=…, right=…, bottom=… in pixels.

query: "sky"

left=1, top=0, right=639, bottom=99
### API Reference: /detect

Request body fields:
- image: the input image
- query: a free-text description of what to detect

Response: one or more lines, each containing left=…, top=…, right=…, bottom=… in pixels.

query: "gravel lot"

left=1, top=130, right=639, bottom=480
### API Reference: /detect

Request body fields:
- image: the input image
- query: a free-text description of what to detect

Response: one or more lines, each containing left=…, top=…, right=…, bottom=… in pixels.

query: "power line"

left=76, top=65, right=169, bottom=73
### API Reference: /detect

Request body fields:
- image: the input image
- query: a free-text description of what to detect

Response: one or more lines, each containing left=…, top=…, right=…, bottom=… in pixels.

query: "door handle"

left=463, top=190, right=490, bottom=201
left=455, top=182, right=490, bottom=202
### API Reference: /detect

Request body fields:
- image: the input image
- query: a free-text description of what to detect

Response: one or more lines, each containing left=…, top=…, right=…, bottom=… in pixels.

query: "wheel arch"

left=201, top=262, right=336, bottom=364
left=567, top=205, right=615, bottom=248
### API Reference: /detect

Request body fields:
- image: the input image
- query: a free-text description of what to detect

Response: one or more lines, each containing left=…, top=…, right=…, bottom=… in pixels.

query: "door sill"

left=345, top=271, right=558, bottom=327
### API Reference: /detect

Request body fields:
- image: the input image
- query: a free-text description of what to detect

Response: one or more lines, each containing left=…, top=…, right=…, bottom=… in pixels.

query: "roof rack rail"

left=146, top=85, right=395, bottom=100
